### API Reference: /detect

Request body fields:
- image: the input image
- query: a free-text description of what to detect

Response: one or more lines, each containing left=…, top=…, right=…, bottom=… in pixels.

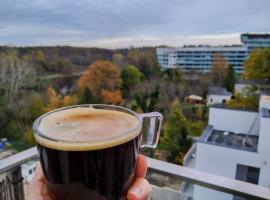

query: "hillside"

left=0, top=46, right=157, bottom=71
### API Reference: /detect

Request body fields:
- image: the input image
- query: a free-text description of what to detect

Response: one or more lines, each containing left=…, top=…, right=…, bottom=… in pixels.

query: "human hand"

left=28, top=154, right=151, bottom=200
left=127, top=154, right=151, bottom=200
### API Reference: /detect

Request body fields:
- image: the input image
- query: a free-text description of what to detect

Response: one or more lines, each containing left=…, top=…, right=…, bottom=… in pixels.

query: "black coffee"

left=37, top=137, right=139, bottom=200
left=34, top=107, right=141, bottom=200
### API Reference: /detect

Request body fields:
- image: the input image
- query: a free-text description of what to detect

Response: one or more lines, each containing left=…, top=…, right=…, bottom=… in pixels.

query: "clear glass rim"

left=33, top=104, right=142, bottom=144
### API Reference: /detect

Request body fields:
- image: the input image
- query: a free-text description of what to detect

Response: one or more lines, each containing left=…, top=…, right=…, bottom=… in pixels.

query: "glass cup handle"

left=139, top=112, right=163, bottom=148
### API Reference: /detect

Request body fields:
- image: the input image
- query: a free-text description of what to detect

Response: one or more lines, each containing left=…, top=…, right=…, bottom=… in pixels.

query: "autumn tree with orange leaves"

left=211, top=53, right=229, bottom=86
left=44, top=87, right=78, bottom=112
left=78, top=61, right=122, bottom=104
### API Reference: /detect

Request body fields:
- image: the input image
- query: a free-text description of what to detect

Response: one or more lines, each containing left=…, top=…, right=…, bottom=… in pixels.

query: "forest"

left=0, top=45, right=267, bottom=165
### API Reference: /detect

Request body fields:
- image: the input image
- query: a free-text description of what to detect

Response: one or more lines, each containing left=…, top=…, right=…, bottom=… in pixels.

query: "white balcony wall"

left=208, top=108, right=259, bottom=135
left=258, top=96, right=270, bottom=160
left=193, top=142, right=270, bottom=200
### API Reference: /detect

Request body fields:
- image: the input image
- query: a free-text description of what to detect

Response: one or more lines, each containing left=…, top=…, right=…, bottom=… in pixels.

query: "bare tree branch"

left=0, top=51, right=36, bottom=102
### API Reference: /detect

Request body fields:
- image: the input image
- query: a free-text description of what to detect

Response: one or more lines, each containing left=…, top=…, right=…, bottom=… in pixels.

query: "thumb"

left=127, top=178, right=151, bottom=200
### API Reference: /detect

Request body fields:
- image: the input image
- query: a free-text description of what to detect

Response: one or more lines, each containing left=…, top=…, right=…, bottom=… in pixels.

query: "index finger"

left=135, top=154, right=148, bottom=178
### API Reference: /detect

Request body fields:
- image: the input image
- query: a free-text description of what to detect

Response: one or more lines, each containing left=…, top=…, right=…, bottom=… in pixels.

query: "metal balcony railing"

left=1, top=147, right=270, bottom=200
left=183, top=143, right=196, bottom=167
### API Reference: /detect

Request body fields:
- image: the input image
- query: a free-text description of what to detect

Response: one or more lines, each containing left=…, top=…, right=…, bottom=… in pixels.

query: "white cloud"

left=22, top=34, right=240, bottom=49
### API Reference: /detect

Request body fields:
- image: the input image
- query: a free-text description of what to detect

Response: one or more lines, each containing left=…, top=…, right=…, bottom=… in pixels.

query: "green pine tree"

left=224, top=65, right=236, bottom=92
left=159, top=99, right=191, bottom=164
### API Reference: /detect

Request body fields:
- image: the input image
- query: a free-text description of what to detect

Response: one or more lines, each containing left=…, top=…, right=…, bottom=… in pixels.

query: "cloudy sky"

left=0, top=0, right=270, bottom=48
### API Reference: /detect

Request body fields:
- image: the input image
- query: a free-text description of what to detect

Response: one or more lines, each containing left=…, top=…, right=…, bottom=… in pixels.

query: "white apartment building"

left=157, top=33, right=270, bottom=73
left=183, top=95, right=270, bottom=200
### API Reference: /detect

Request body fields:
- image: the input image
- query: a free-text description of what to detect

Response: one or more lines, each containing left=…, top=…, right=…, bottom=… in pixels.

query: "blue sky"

left=0, top=0, right=270, bottom=48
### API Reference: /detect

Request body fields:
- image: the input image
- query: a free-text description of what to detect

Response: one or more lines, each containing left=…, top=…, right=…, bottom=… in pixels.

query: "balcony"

left=183, top=143, right=196, bottom=168
left=1, top=147, right=270, bottom=200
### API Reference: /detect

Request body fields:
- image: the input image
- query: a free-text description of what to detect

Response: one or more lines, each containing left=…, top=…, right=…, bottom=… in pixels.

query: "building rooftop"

left=207, top=130, right=258, bottom=152
left=158, top=33, right=270, bottom=51
left=158, top=46, right=247, bottom=51
left=261, top=95, right=270, bottom=101
left=199, top=126, right=258, bottom=152
left=210, top=103, right=258, bottom=112
left=208, top=86, right=231, bottom=96
left=241, top=33, right=270, bottom=39
left=236, top=80, right=268, bottom=85
left=186, top=95, right=203, bottom=101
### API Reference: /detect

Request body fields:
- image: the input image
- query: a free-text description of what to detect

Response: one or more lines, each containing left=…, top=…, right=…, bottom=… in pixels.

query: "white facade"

left=184, top=95, right=270, bottom=200
left=207, top=94, right=231, bottom=106
left=157, top=33, right=270, bottom=73
left=208, top=108, right=259, bottom=135
left=21, top=161, right=36, bottom=183
left=157, top=46, right=247, bottom=73
left=241, top=33, right=270, bottom=51
left=194, top=143, right=268, bottom=200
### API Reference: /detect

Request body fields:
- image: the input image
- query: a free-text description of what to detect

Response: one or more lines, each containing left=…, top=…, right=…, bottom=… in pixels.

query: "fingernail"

left=129, top=186, right=141, bottom=196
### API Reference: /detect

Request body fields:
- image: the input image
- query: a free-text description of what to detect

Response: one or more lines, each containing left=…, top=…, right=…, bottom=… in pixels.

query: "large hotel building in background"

left=157, top=33, right=270, bottom=73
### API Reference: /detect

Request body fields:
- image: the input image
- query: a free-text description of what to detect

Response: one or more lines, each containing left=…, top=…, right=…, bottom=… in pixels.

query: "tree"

left=128, top=79, right=160, bottom=112
left=47, top=59, right=74, bottom=74
left=77, top=61, right=122, bottom=104
left=128, top=48, right=161, bottom=79
left=44, top=87, right=62, bottom=111
left=211, top=53, right=229, bottom=86
left=224, top=65, right=236, bottom=92
left=44, top=87, right=78, bottom=112
left=36, top=50, right=45, bottom=63
left=0, top=91, right=47, bottom=144
left=161, top=68, right=184, bottom=82
left=0, top=51, right=36, bottom=102
left=159, top=99, right=192, bottom=164
left=112, top=54, right=126, bottom=69
left=121, top=65, right=145, bottom=95
left=35, top=50, right=47, bottom=74
left=101, top=90, right=122, bottom=104
left=13, top=92, right=46, bottom=145
left=227, top=89, right=259, bottom=111
left=243, top=48, right=270, bottom=83
left=157, top=76, right=187, bottom=115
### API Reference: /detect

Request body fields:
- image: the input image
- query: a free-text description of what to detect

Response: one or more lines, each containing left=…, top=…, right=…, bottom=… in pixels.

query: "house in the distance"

left=186, top=95, right=204, bottom=104
left=235, top=80, right=270, bottom=95
left=207, top=86, right=232, bottom=106
left=184, top=95, right=270, bottom=200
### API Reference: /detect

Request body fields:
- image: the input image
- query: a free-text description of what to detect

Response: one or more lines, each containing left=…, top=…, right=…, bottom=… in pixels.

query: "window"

left=261, top=108, right=270, bottom=118
left=234, top=164, right=260, bottom=200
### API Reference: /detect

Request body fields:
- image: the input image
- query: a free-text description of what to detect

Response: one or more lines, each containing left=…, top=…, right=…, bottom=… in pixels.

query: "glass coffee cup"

left=33, top=104, right=163, bottom=200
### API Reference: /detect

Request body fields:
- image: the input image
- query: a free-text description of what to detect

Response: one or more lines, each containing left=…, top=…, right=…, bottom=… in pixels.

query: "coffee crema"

left=35, top=107, right=141, bottom=151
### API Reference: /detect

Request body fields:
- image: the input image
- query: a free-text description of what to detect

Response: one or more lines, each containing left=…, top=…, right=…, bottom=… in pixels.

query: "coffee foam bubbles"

left=35, top=107, right=141, bottom=151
